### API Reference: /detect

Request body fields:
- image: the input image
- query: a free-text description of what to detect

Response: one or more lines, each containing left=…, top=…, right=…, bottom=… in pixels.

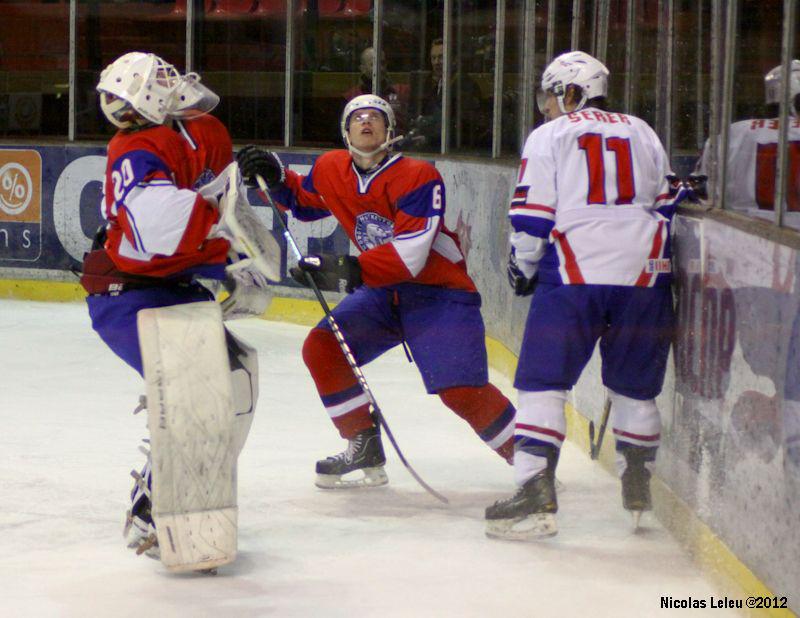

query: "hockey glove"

left=236, top=145, right=285, bottom=189
left=221, top=262, right=273, bottom=320
left=290, top=254, right=363, bottom=294
left=507, top=251, right=538, bottom=297
left=686, top=173, right=708, bottom=201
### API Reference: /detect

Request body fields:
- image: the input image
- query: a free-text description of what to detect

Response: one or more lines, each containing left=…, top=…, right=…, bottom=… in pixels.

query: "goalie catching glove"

left=236, top=145, right=285, bottom=189
left=290, top=254, right=362, bottom=294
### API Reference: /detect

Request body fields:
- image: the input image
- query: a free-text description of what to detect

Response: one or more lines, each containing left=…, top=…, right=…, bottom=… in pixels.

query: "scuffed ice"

left=0, top=300, right=737, bottom=618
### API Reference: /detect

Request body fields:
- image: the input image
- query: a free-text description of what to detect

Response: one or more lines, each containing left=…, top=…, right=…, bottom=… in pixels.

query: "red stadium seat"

left=171, top=0, right=216, bottom=16
left=209, top=0, right=257, bottom=15
left=318, top=0, right=371, bottom=17
left=254, top=0, right=287, bottom=15
left=253, top=0, right=369, bottom=18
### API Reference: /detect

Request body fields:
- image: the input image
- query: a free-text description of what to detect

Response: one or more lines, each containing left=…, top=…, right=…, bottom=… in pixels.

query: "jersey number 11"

left=578, top=133, right=635, bottom=205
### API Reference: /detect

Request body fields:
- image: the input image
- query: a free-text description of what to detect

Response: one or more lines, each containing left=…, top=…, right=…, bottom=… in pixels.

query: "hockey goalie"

left=81, top=52, right=280, bottom=572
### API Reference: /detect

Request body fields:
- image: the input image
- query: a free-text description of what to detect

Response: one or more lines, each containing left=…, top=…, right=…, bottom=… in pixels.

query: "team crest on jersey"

left=354, top=212, right=394, bottom=251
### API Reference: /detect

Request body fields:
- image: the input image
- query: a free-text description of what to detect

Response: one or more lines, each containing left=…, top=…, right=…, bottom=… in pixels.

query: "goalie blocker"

left=137, top=301, right=257, bottom=572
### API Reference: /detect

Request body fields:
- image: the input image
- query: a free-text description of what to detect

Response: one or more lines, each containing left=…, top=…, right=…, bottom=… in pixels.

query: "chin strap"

left=347, top=134, right=405, bottom=158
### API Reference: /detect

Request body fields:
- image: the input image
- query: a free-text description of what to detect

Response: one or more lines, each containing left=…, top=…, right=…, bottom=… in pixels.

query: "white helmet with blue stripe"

left=538, top=51, right=609, bottom=115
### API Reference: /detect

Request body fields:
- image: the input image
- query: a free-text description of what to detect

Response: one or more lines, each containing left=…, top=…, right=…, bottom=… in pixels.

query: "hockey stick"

left=589, top=396, right=612, bottom=460
left=254, top=174, right=449, bottom=504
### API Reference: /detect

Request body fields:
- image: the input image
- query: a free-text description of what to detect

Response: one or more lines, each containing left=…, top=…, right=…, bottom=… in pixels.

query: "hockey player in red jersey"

left=237, top=94, right=516, bottom=488
left=81, top=52, right=269, bottom=561
left=485, top=52, right=688, bottom=540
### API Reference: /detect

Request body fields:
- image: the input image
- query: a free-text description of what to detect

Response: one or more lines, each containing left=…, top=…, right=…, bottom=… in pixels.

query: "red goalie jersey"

left=270, top=150, right=476, bottom=292
left=101, top=115, right=232, bottom=278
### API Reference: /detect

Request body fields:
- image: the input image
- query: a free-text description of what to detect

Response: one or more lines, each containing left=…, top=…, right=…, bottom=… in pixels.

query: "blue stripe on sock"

left=320, top=383, right=365, bottom=407
left=478, top=403, right=516, bottom=442
left=515, top=435, right=559, bottom=458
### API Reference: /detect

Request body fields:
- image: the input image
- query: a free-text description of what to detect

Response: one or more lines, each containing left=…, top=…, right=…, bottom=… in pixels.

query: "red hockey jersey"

left=271, top=150, right=476, bottom=292
left=101, top=115, right=232, bottom=278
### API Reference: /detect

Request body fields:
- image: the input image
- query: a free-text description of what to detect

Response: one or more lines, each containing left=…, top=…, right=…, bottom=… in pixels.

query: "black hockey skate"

left=485, top=470, right=558, bottom=540
left=123, top=449, right=159, bottom=560
left=620, top=445, right=654, bottom=529
left=315, top=426, right=388, bottom=489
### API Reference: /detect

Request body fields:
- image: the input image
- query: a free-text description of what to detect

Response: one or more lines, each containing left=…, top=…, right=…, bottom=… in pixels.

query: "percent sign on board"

left=0, top=163, right=32, bottom=216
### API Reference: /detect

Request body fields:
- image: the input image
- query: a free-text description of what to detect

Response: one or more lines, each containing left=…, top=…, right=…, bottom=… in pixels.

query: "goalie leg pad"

left=225, top=328, right=258, bottom=455
left=138, top=301, right=240, bottom=573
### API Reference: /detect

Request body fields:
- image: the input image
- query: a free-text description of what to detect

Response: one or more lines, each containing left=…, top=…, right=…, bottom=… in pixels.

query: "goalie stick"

left=255, top=174, right=449, bottom=505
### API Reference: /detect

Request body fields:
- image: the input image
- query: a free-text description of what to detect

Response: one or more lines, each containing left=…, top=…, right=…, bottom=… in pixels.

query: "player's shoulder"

left=391, top=154, right=442, bottom=190
left=521, top=120, right=557, bottom=156
left=184, top=114, right=230, bottom=138
left=396, top=153, right=439, bottom=177
left=107, top=125, right=178, bottom=162
left=316, top=149, right=351, bottom=170
left=182, top=115, right=232, bottom=153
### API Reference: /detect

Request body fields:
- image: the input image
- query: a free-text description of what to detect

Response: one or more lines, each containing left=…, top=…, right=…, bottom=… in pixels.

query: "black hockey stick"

left=255, top=174, right=449, bottom=504
left=589, top=396, right=612, bottom=460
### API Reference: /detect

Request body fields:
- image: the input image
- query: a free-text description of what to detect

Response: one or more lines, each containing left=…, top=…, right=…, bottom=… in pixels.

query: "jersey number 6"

left=577, top=133, right=635, bottom=205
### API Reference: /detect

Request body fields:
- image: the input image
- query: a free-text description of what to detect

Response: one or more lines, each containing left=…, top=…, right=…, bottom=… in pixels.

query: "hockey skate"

left=315, top=426, right=388, bottom=489
left=123, top=452, right=159, bottom=560
left=620, top=446, right=654, bottom=529
left=485, top=471, right=558, bottom=541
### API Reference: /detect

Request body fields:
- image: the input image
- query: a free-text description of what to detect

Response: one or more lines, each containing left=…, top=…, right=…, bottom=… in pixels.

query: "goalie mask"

left=764, top=60, right=800, bottom=117
left=341, top=94, right=397, bottom=158
left=97, top=52, right=182, bottom=129
left=537, top=51, right=609, bottom=116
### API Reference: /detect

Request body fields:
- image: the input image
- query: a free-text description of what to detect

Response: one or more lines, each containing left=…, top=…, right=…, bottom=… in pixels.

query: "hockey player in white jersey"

left=485, top=51, right=688, bottom=540
left=692, top=60, right=800, bottom=226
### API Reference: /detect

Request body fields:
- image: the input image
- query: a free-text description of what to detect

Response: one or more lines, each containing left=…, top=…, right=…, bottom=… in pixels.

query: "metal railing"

left=44, top=0, right=800, bottom=228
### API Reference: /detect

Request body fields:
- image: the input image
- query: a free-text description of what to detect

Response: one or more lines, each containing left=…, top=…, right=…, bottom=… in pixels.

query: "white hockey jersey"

left=696, top=117, right=800, bottom=227
left=509, top=108, right=683, bottom=287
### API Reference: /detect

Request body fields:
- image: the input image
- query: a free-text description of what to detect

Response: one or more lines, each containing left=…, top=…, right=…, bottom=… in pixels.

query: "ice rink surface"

left=1, top=300, right=738, bottom=618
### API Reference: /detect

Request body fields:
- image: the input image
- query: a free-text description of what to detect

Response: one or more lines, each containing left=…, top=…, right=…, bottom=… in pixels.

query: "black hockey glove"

left=507, top=251, right=538, bottom=297
left=686, top=173, right=708, bottom=201
left=290, top=254, right=363, bottom=294
left=236, top=145, right=285, bottom=189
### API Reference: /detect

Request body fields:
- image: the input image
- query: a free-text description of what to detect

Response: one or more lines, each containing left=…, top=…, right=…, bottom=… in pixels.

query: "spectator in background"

left=342, top=47, right=410, bottom=134
left=405, top=38, right=487, bottom=152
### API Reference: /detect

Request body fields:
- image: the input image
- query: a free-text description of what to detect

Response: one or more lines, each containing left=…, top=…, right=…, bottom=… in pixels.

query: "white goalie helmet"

left=97, top=52, right=182, bottom=128
left=340, top=94, right=397, bottom=157
left=97, top=52, right=220, bottom=129
left=538, top=50, right=609, bottom=115
left=764, top=59, right=800, bottom=116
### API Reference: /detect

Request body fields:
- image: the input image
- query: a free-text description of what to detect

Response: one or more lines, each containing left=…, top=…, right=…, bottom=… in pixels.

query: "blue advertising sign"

left=0, top=146, right=351, bottom=287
